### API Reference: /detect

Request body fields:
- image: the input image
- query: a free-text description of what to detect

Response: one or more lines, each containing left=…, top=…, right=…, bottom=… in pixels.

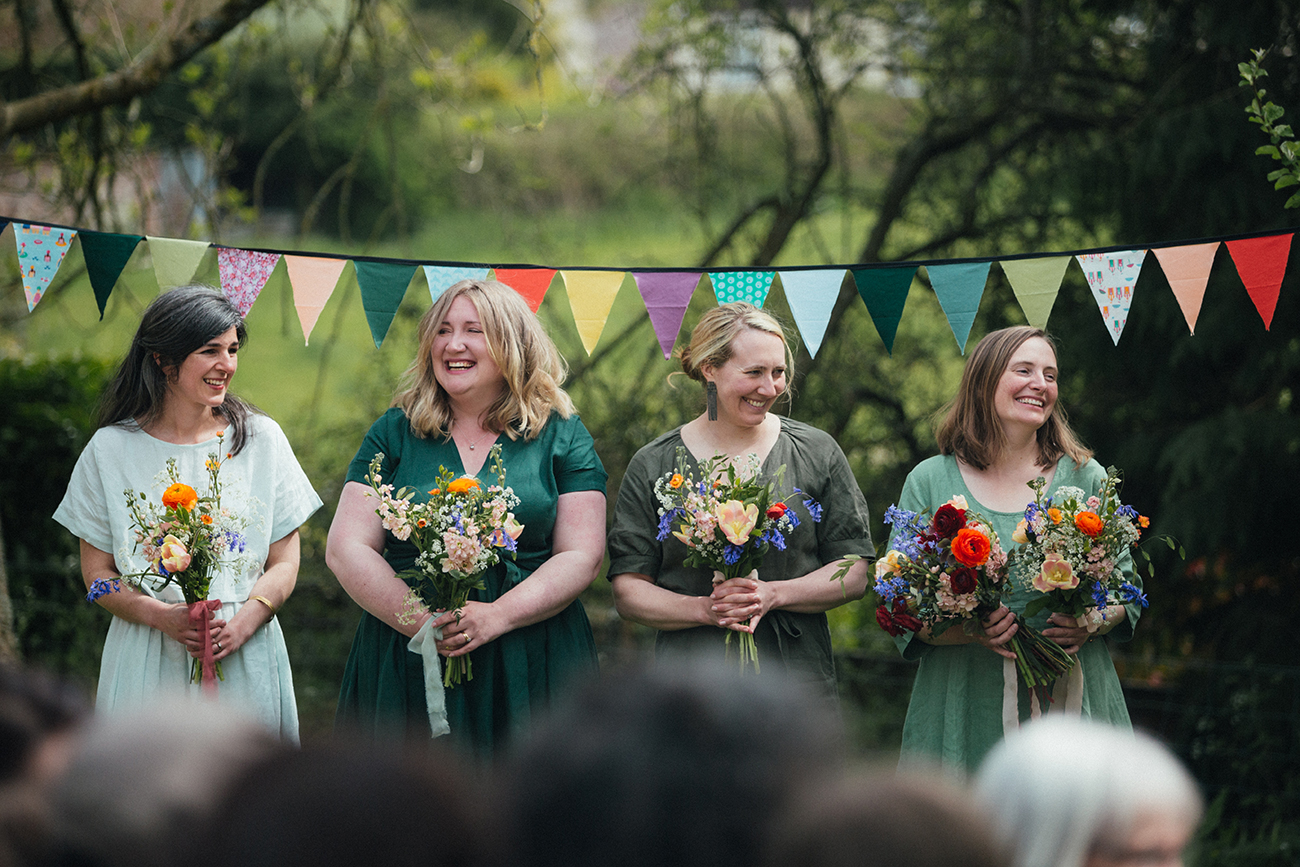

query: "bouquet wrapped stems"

left=1004, top=614, right=1074, bottom=703
left=712, top=569, right=760, bottom=674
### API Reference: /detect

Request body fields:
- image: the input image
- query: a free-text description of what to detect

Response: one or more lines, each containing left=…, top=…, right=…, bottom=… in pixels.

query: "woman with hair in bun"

left=328, top=279, right=606, bottom=758
left=606, top=302, right=873, bottom=700
left=54, top=285, right=322, bottom=741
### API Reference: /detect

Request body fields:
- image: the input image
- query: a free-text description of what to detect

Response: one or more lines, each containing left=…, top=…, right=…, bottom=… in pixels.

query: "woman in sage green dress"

left=607, top=303, right=874, bottom=700
left=327, top=279, right=607, bottom=759
left=893, top=326, right=1140, bottom=774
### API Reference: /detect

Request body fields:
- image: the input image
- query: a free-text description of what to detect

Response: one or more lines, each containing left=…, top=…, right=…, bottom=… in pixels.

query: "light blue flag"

left=423, top=264, right=489, bottom=305
left=927, top=261, right=991, bottom=354
left=779, top=269, right=846, bottom=358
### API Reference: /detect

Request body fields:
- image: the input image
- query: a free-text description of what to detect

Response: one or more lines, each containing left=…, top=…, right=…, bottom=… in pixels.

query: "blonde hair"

left=677, top=303, right=794, bottom=405
left=393, top=279, right=574, bottom=440
left=934, top=325, right=1091, bottom=470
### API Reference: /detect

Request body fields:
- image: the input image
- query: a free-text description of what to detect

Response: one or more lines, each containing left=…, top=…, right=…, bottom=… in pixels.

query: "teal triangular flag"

left=709, top=270, right=775, bottom=306
left=355, top=261, right=417, bottom=348
left=779, top=269, right=846, bottom=358
left=927, top=261, right=991, bottom=354
left=423, top=264, right=489, bottom=305
left=851, top=266, right=916, bottom=354
left=79, top=231, right=143, bottom=319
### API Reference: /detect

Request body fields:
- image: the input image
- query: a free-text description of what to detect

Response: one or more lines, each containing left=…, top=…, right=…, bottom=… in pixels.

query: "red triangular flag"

left=492, top=268, right=556, bottom=313
left=1225, top=234, right=1293, bottom=330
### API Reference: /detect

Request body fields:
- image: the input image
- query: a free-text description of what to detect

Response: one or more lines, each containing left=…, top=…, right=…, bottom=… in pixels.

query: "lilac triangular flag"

left=778, top=270, right=846, bottom=358
left=632, top=272, right=701, bottom=358
left=927, top=261, right=991, bottom=354
left=217, top=248, right=282, bottom=316
left=1076, top=251, right=1146, bottom=345
left=15, top=223, right=77, bottom=311
left=423, top=265, right=489, bottom=305
left=709, top=270, right=774, bottom=306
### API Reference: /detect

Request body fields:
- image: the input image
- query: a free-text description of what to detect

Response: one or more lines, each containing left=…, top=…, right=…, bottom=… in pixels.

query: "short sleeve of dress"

left=606, top=440, right=668, bottom=580
left=553, top=415, right=608, bottom=495
left=52, top=433, right=114, bottom=553
left=345, top=408, right=406, bottom=487
left=260, top=417, right=324, bottom=541
left=809, top=434, right=875, bottom=564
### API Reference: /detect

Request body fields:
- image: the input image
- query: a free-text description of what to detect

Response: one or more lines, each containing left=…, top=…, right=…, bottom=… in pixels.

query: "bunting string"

left=3, top=214, right=1294, bottom=356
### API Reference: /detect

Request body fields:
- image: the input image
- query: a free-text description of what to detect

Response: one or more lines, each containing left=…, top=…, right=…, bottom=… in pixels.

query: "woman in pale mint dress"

left=54, top=286, right=321, bottom=741
left=892, top=326, right=1140, bottom=774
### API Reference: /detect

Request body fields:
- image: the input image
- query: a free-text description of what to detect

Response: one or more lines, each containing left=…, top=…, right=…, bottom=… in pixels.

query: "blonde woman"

left=607, top=303, right=873, bottom=700
left=327, top=280, right=607, bottom=757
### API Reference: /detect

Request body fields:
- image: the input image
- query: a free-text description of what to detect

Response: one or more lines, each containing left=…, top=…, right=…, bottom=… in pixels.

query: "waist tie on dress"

left=766, top=610, right=803, bottom=658
left=1002, top=655, right=1084, bottom=734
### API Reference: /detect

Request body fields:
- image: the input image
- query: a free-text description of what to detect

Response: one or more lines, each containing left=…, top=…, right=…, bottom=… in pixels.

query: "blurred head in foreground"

left=497, top=659, right=844, bottom=867
left=974, top=717, right=1203, bottom=867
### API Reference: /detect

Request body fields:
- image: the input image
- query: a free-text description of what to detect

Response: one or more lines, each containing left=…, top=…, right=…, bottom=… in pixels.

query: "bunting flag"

left=710, top=270, right=774, bottom=306
left=147, top=236, right=210, bottom=290
left=217, top=248, right=282, bottom=316
left=78, top=231, right=143, bottom=319
left=1001, top=257, right=1071, bottom=330
left=15, top=223, right=76, bottom=311
left=632, top=271, right=701, bottom=358
left=423, top=265, right=489, bottom=305
left=1152, top=243, right=1219, bottom=335
left=779, top=269, right=845, bottom=358
left=852, top=266, right=916, bottom=354
left=927, top=261, right=991, bottom=354
left=355, top=261, right=417, bottom=348
left=561, top=270, right=627, bottom=354
left=1226, top=234, right=1293, bottom=330
left=284, top=255, right=349, bottom=345
left=492, top=268, right=556, bottom=312
left=1077, top=251, right=1145, bottom=345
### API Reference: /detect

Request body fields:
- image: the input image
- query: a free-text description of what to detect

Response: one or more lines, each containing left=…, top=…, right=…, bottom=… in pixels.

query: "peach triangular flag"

left=561, top=270, right=627, bottom=354
left=285, top=255, right=348, bottom=344
left=147, top=236, right=211, bottom=290
left=1152, top=243, right=1219, bottom=335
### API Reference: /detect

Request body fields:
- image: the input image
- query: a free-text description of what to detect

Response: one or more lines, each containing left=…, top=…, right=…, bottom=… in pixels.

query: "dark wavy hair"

left=96, top=285, right=260, bottom=455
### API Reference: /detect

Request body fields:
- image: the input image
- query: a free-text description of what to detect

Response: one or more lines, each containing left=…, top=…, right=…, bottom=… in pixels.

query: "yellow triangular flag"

left=561, top=270, right=627, bottom=354
left=1000, top=257, right=1071, bottom=330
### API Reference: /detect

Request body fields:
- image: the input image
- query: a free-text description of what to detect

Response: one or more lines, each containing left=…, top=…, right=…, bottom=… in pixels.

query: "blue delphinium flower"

left=723, top=544, right=743, bottom=565
left=86, top=577, right=121, bottom=603
left=1115, top=504, right=1139, bottom=521
left=1119, top=582, right=1149, bottom=607
left=656, top=511, right=678, bottom=542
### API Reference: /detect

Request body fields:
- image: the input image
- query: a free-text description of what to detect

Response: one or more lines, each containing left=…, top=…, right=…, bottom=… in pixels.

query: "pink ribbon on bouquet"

left=188, top=599, right=223, bottom=695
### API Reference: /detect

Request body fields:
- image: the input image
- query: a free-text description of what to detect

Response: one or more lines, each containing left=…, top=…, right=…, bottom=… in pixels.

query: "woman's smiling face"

left=992, top=335, right=1058, bottom=433
left=704, top=327, right=787, bottom=428
left=431, top=295, right=505, bottom=402
left=165, top=327, right=239, bottom=412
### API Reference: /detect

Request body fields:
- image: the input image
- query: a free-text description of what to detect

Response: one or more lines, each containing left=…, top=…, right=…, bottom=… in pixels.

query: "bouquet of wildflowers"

left=654, top=447, right=821, bottom=673
left=365, top=444, right=522, bottom=687
left=1009, top=469, right=1149, bottom=632
left=88, top=434, right=251, bottom=689
left=873, top=497, right=1073, bottom=701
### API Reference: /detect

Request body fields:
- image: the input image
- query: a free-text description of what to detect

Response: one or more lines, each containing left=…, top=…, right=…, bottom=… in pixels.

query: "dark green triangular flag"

left=355, top=260, right=417, bottom=348
left=851, top=266, right=917, bottom=355
left=79, top=231, right=143, bottom=319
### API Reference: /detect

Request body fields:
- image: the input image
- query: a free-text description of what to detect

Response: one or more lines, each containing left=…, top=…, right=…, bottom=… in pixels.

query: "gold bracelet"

left=250, top=595, right=277, bottom=616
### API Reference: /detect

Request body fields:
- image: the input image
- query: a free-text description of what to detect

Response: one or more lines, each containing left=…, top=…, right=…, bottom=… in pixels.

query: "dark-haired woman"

left=892, top=326, right=1139, bottom=773
left=53, top=286, right=321, bottom=741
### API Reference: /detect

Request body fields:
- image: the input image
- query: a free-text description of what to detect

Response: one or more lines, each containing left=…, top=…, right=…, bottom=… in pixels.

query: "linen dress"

left=334, top=408, right=608, bottom=758
left=53, top=414, right=322, bottom=742
left=606, top=418, right=875, bottom=699
left=893, top=454, right=1140, bottom=774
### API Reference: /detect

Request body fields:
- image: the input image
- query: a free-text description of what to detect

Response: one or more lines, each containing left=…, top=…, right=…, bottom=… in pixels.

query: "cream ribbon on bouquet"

left=1001, top=611, right=1100, bottom=732
left=409, top=620, right=451, bottom=738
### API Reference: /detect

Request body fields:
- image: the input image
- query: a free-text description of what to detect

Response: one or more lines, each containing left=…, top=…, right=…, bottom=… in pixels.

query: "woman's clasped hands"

left=708, top=570, right=773, bottom=633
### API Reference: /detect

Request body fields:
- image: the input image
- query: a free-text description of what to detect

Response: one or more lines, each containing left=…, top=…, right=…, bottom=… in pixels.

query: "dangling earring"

left=706, top=381, right=718, bottom=421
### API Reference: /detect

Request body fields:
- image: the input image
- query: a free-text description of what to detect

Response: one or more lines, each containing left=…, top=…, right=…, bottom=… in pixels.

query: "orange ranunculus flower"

left=951, top=527, right=992, bottom=567
left=1047, top=507, right=1063, bottom=524
left=669, top=473, right=684, bottom=489
left=1138, top=515, right=1149, bottom=528
left=446, top=477, right=481, bottom=495
left=162, top=483, right=199, bottom=511
left=200, top=514, right=213, bottom=525
left=1075, top=511, right=1104, bottom=537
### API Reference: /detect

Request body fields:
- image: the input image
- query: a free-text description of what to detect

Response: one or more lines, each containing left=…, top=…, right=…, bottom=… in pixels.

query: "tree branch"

left=0, top=0, right=276, bottom=140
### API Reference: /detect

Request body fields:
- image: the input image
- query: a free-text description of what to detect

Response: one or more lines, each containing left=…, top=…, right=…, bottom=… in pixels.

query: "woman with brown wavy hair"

left=891, top=326, right=1140, bottom=773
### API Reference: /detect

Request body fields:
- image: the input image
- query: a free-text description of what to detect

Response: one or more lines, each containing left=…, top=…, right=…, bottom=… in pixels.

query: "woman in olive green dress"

left=327, top=279, right=607, bottom=759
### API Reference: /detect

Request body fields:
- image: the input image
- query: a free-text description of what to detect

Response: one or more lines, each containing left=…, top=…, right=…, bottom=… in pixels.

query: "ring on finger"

left=463, top=632, right=471, bottom=645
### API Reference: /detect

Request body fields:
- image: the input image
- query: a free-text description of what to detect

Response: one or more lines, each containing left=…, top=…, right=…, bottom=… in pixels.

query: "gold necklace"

left=456, top=424, right=494, bottom=451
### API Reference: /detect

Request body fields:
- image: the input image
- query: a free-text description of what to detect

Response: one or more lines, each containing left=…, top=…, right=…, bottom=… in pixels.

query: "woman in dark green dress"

left=327, top=279, right=607, bottom=759
left=606, top=303, right=874, bottom=699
